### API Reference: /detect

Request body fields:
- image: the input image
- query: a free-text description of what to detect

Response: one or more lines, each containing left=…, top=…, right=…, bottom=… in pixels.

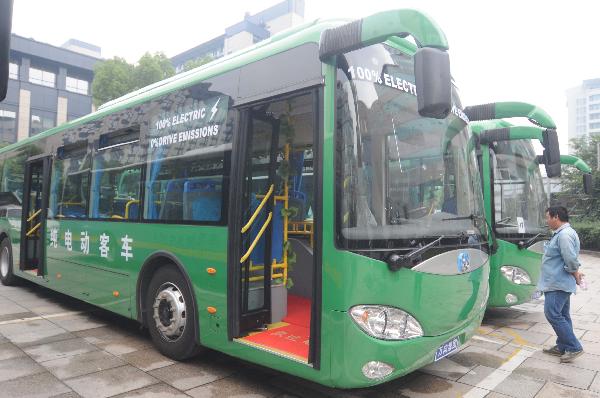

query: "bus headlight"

left=500, top=266, right=531, bottom=285
left=349, top=305, right=423, bottom=340
left=362, top=361, right=394, bottom=379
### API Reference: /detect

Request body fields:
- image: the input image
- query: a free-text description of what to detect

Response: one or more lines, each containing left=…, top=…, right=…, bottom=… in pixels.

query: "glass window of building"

left=0, top=109, right=17, bottom=144
left=590, top=104, right=600, bottom=111
left=589, top=94, right=600, bottom=102
left=590, top=113, right=600, bottom=120
left=29, top=67, right=56, bottom=87
left=576, top=116, right=586, bottom=124
left=589, top=122, right=600, bottom=130
left=9, top=63, right=18, bottom=80
left=576, top=125, right=586, bottom=133
left=66, top=76, right=89, bottom=95
left=30, top=113, right=55, bottom=136
left=576, top=98, right=586, bottom=106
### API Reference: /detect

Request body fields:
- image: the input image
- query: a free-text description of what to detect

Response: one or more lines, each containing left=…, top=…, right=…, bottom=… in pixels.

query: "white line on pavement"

left=462, top=347, right=536, bottom=398
left=0, top=310, right=84, bottom=325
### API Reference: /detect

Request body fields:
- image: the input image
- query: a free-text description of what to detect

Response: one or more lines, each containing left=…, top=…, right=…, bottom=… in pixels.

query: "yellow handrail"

left=27, top=209, right=42, bottom=222
left=240, top=212, right=272, bottom=263
left=241, top=184, right=273, bottom=233
left=26, top=222, right=41, bottom=237
left=125, top=199, right=140, bottom=219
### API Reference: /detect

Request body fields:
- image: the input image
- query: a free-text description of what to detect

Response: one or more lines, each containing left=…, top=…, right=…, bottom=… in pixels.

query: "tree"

left=92, top=52, right=175, bottom=107
left=132, top=52, right=175, bottom=89
left=181, top=55, right=213, bottom=73
left=557, top=135, right=600, bottom=220
left=91, top=57, right=135, bottom=107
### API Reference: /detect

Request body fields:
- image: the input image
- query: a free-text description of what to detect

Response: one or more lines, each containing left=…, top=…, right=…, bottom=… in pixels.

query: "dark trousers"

left=544, top=290, right=583, bottom=352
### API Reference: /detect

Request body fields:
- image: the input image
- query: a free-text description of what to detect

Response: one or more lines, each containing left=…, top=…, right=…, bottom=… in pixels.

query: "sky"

left=10, top=1, right=600, bottom=153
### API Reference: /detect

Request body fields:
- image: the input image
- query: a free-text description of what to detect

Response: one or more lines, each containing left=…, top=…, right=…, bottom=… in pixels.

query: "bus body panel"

left=487, top=239, right=541, bottom=307
left=328, top=306, right=485, bottom=388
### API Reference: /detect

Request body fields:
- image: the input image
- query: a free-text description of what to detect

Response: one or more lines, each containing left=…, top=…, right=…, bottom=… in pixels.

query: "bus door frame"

left=20, top=154, right=52, bottom=276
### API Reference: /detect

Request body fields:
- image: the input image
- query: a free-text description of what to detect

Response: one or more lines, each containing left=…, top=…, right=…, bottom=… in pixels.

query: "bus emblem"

left=457, top=251, right=471, bottom=273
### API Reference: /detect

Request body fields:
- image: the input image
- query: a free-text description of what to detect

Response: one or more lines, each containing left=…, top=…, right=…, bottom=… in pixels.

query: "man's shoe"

left=542, top=345, right=564, bottom=357
left=560, top=350, right=584, bottom=363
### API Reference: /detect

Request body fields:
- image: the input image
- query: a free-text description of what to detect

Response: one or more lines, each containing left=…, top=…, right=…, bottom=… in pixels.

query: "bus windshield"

left=492, top=139, right=548, bottom=238
left=336, top=44, right=486, bottom=250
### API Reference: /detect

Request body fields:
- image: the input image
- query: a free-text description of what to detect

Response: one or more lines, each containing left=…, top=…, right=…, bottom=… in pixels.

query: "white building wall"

left=566, top=80, right=600, bottom=153
left=224, top=31, right=254, bottom=55
left=266, top=12, right=303, bottom=35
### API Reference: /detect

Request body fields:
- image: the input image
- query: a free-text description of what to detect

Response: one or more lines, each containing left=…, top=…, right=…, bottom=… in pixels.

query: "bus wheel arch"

left=137, top=252, right=202, bottom=359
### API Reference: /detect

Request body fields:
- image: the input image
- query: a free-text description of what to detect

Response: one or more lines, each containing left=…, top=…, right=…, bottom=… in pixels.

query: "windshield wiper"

left=442, top=213, right=484, bottom=222
left=386, top=235, right=444, bottom=272
left=518, top=233, right=544, bottom=250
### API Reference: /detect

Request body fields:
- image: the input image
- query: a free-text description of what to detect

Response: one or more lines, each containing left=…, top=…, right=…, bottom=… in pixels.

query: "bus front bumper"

left=327, top=305, right=486, bottom=388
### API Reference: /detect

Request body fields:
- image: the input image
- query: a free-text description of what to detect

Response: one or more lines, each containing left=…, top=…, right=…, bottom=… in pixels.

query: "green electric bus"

left=467, top=103, right=591, bottom=307
left=0, top=10, right=490, bottom=387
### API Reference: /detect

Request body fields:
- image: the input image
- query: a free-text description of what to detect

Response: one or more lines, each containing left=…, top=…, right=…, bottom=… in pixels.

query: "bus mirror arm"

left=386, top=235, right=444, bottom=272
left=318, top=9, right=452, bottom=119
left=464, top=102, right=556, bottom=129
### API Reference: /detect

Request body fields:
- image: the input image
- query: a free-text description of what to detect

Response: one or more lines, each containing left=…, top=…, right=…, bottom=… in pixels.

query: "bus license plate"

left=434, top=336, right=460, bottom=361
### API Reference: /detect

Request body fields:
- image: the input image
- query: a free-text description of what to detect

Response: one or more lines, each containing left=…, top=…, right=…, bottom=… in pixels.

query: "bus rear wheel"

left=145, top=266, right=202, bottom=360
left=0, top=238, right=17, bottom=286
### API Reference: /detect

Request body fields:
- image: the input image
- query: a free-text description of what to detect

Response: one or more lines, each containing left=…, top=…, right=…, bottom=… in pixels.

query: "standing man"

left=539, top=206, right=584, bottom=363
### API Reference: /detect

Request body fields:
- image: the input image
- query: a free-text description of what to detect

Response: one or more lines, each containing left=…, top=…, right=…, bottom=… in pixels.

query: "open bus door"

left=20, top=155, right=51, bottom=276
left=234, top=108, right=280, bottom=334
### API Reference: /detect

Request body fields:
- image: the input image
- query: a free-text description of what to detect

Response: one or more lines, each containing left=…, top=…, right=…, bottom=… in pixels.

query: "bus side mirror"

left=542, top=129, right=560, bottom=165
left=414, top=47, right=451, bottom=119
left=542, top=129, right=561, bottom=177
left=545, top=162, right=561, bottom=178
left=0, top=0, right=14, bottom=101
left=584, top=173, right=593, bottom=195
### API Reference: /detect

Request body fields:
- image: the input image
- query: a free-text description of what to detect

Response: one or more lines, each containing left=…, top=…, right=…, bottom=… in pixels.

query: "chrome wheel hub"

left=152, top=282, right=186, bottom=341
left=0, top=247, right=9, bottom=278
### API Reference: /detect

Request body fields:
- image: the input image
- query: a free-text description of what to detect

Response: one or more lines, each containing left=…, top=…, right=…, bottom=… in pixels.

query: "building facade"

left=566, top=78, right=600, bottom=151
left=171, top=0, right=304, bottom=73
left=0, top=34, right=100, bottom=145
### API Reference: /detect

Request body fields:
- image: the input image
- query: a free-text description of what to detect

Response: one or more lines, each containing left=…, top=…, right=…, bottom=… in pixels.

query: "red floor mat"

left=240, top=323, right=310, bottom=361
left=283, top=295, right=311, bottom=328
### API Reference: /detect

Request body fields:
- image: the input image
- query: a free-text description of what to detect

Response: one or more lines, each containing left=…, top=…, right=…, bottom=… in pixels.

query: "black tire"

left=145, top=265, right=202, bottom=360
left=0, top=238, right=18, bottom=286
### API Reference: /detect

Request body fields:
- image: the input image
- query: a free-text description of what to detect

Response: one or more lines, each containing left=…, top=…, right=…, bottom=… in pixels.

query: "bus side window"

left=89, top=126, right=144, bottom=220
left=50, top=144, right=90, bottom=219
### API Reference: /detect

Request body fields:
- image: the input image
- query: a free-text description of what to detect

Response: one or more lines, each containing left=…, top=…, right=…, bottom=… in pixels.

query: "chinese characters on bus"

left=49, top=227, right=134, bottom=262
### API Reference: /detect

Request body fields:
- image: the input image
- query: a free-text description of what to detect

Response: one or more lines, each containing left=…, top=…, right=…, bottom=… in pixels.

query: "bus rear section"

left=322, top=42, right=490, bottom=387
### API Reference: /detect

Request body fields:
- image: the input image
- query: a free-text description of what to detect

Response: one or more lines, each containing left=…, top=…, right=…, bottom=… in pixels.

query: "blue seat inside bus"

left=182, top=179, right=222, bottom=221
left=158, top=180, right=184, bottom=220
left=248, top=195, right=283, bottom=265
left=58, top=203, right=86, bottom=218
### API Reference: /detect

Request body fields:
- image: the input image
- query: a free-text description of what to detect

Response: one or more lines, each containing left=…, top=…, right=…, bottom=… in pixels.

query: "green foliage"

left=92, top=52, right=175, bottom=107
left=92, top=57, right=135, bottom=107
left=560, top=135, right=600, bottom=221
left=571, top=222, right=600, bottom=250
left=281, top=206, right=299, bottom=218
left=133, top=52, right=175, bottom=89
left=182, top=56, right=213, bottom=72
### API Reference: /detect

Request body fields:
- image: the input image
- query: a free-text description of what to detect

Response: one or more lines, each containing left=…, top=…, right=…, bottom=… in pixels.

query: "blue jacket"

left=537, top=223, right=580, bottom=294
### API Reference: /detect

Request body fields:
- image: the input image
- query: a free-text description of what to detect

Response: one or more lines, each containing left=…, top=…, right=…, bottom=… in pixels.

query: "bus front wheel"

left=145, top=265, right=202, bottom=360
left=0, top=238, right=17, bottom=286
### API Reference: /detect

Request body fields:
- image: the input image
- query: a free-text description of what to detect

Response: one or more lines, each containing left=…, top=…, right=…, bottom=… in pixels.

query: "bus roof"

left=0, top=16, right=419, bottom=157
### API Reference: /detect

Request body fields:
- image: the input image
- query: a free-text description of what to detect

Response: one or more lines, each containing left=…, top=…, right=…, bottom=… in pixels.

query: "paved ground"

left=0, top=253, right=599, bottom=397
